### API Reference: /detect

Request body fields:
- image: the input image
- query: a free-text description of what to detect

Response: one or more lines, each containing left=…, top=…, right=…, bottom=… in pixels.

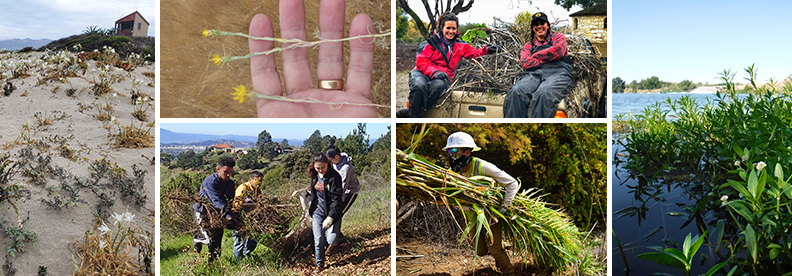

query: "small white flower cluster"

left=756, top=161, right=766, bottom=171
left=720, top=195, right=728, bottom=206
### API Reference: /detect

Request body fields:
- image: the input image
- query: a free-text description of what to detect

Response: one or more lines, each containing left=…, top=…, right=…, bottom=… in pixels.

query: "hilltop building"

left=114, top=11, right=149, bottom=37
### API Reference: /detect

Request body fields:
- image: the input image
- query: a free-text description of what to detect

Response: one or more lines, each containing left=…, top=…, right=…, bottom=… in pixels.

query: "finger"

left=249, top=13, right=281, bottom=102
left=279, top=0, right=312, bottom=94
left=317, top=0, right=345, bottom=82
left=345, top=14, right=374, bottom=98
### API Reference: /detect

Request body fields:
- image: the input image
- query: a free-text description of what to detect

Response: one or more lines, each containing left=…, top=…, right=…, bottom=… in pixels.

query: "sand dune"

left=0, top=48, right=154, bottom=275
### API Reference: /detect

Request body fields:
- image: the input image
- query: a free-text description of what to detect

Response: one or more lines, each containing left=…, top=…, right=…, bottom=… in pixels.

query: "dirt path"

left=289, top=227, right=391, bottom=275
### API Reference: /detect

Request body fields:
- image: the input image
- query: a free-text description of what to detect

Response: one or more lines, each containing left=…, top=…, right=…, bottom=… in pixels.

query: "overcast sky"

left=161, top=123, right=391, bottom=140
left=614, top=0, right=792, bottom=84
left=0, top=0, right=155, bottom=40
left=405, top=0, right=582, bottom=27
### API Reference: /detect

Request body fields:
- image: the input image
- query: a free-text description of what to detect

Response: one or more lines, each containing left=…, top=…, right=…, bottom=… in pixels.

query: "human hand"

left=431, top=71, right=449, bottom=83
left=249, top=0, right=377, bottom=117
left=322, top=217, right=334, bottom=230
left=487, top=44, right=501, bottom=54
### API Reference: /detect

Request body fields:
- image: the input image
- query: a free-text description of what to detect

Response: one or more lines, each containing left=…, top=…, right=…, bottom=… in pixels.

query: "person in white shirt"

left=443, top=131, right=518, bottom=275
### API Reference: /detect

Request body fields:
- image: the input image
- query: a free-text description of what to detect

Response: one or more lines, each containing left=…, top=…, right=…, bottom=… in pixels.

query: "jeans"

left=232, top=230, right=257, bottom=260
left=408, top=70, right=451, bottom=117
left=312, top=213, right=341, bottom=268
left=326, top=193, right=357, bottom=245
left=503, top=63, right=574, bottom=118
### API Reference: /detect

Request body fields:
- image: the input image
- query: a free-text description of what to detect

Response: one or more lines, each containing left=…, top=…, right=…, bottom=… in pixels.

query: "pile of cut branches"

left=446, top=25, right=605, bottom=117
left=396, top=149, right=599, bottom=273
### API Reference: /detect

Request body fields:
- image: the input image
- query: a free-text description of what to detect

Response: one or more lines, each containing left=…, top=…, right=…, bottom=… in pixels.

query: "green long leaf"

left=637, top=251, right=686, bottom=271
left=745, top=224, right=757, bottom=264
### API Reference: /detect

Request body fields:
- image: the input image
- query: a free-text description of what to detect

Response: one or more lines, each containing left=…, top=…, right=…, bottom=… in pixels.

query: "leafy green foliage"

left=612, top=77, right=625, bottom=93
left=396, top=123, right=607, bottom=228
left=461, top=23, right=488, bottom=44
left=303, top=130, right=325, bottom=153
left=396, top=7, right=410, bottom=38
left=619, top=66, right=792, bottom=274
left=102, top=36, right=131, bottom=50
left=175, top=150, right=202, bottom=170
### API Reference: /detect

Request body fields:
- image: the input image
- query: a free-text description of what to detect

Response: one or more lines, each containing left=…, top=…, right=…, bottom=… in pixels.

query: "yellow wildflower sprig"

left=203, top=28, right=390, bottom=65
left=231, top=85, right=390, bottom=110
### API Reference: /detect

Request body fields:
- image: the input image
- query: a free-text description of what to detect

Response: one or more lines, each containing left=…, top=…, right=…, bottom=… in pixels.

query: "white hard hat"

left=442, top=132, right=481, bottom=151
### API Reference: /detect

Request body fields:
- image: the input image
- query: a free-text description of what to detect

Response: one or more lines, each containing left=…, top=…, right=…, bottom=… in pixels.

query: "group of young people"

left=397, top=11, right=574, bottom=118
left=191, top=145, right=359, bottom=273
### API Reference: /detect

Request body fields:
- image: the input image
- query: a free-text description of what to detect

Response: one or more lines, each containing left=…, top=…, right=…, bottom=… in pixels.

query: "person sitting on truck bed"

left=503, top=12, right=574, bottom=118
left=396, top=12, right=500, bottom=118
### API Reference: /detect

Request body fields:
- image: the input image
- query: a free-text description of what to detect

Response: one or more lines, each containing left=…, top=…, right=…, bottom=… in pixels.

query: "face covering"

left=448, top=153, right=472, bottom=173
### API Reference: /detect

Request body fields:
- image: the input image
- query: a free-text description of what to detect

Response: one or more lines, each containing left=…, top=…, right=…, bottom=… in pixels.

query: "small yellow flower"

left=232, top=85, right=248, bottom=103
left=210, top=54, right=223, bottom=65
left=202, top=29, right=211, bottom=37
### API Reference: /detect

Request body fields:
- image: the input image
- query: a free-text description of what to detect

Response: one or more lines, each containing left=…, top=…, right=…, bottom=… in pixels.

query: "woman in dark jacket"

left=307, top=153, right=344, bottom=273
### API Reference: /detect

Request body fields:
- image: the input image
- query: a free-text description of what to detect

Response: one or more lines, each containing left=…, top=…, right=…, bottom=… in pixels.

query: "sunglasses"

left=447, top=148, right=463, bottom=154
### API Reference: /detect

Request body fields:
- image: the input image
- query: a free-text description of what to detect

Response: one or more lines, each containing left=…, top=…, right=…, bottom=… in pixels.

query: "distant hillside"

left=160, top=129, right=303, bottom=146
left=0, top=38, right=53, bottom=50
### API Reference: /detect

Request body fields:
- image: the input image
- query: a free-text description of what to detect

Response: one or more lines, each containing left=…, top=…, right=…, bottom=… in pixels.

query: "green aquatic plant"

left=617, top=65, right=792, bottom=274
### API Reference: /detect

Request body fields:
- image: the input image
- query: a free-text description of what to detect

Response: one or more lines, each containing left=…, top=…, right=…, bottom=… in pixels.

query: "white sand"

left=0, top=50, right=155, bottom=275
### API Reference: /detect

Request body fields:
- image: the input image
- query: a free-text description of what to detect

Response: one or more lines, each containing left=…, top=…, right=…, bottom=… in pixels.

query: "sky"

left=161, top=123, right=391, bottom=140
left=614, top=0, right=792, bottom=84
left=404, top=0, right=582, bottom=27
left=0, top=0, right=155, bottom=40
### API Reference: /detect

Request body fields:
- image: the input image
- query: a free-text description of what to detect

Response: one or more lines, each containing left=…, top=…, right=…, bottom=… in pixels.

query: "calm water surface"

left=611, top=92, right=748, bottom=117
left=611, top=91, right=751, bottom=274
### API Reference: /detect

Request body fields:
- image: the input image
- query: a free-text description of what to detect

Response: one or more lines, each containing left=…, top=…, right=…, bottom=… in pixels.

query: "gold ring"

left=318, top=80, right=343, bottom=90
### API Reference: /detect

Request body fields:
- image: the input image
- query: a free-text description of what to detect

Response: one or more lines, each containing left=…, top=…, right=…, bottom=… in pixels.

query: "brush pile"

left=447, top=26, right=606, bottom=117
left=396, top=149, right=590, bottom=272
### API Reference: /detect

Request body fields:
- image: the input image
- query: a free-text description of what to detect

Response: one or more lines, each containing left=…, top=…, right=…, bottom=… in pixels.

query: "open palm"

left=248, top=0, right=377, bottom=118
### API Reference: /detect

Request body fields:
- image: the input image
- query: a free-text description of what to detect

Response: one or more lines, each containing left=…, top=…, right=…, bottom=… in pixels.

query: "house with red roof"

left=114, top=11, right=149, bottom=37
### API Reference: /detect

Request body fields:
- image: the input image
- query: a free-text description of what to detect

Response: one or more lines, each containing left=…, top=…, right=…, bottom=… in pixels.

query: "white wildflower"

left=734, top=160, right=740, bottom=166
left=742, top=155, right=749, bottom=161
left=720, top=195, right=729, bottom=206
left=756, top=161, right=767, bottom=171
left=97, top=222, right=111, bottom=234
left=99, top=240, right=107, bottom=249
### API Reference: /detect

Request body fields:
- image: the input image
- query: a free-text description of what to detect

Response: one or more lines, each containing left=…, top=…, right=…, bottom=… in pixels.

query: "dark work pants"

left=193, top=227, right=225, bottom=262
left=475, top=220, right=513, bottom=273
left=408, top=70, right=450, bottom=117
left=503, top=63, right=574, bottom=118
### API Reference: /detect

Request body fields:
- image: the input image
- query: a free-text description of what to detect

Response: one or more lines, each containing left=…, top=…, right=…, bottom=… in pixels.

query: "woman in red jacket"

left=396, top=13, right=500, bottom=118
left=503, top=12, right=574, bottom=118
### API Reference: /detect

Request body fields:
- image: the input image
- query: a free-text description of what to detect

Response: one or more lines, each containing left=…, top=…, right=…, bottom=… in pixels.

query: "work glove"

left=487, top=44, right=502, bottom=54
left=322, top=217, right=334, bottom=230
left=431, top=71, right=450, bottom=83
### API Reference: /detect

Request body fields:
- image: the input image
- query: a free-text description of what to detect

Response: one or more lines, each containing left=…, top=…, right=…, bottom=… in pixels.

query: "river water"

left=611, top=92, right=747, bottom=117
left=611, top=92, right=749, bottom=275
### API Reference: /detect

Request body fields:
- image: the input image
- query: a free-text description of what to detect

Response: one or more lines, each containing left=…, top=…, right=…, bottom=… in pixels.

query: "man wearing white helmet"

left=443, top=131, right=519, bottom=274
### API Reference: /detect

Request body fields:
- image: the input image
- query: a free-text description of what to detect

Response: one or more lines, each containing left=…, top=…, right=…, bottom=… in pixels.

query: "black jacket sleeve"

left=326, top=170, right=345, bottom=221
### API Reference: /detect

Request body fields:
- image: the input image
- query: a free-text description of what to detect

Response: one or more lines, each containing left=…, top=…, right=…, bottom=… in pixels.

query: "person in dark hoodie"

left=503, top=12, right=574, bottom=118
left=307, top=153, right=344, bottom=273
left=396, top=12, right=501, bottom=118
left=192, top=156, right=237, bottom=262
left=323, top=145, right=360, bottom=255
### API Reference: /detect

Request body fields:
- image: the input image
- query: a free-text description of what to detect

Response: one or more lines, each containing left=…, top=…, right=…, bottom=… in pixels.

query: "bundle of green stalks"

left=397, top=149, right=597, bottom=273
